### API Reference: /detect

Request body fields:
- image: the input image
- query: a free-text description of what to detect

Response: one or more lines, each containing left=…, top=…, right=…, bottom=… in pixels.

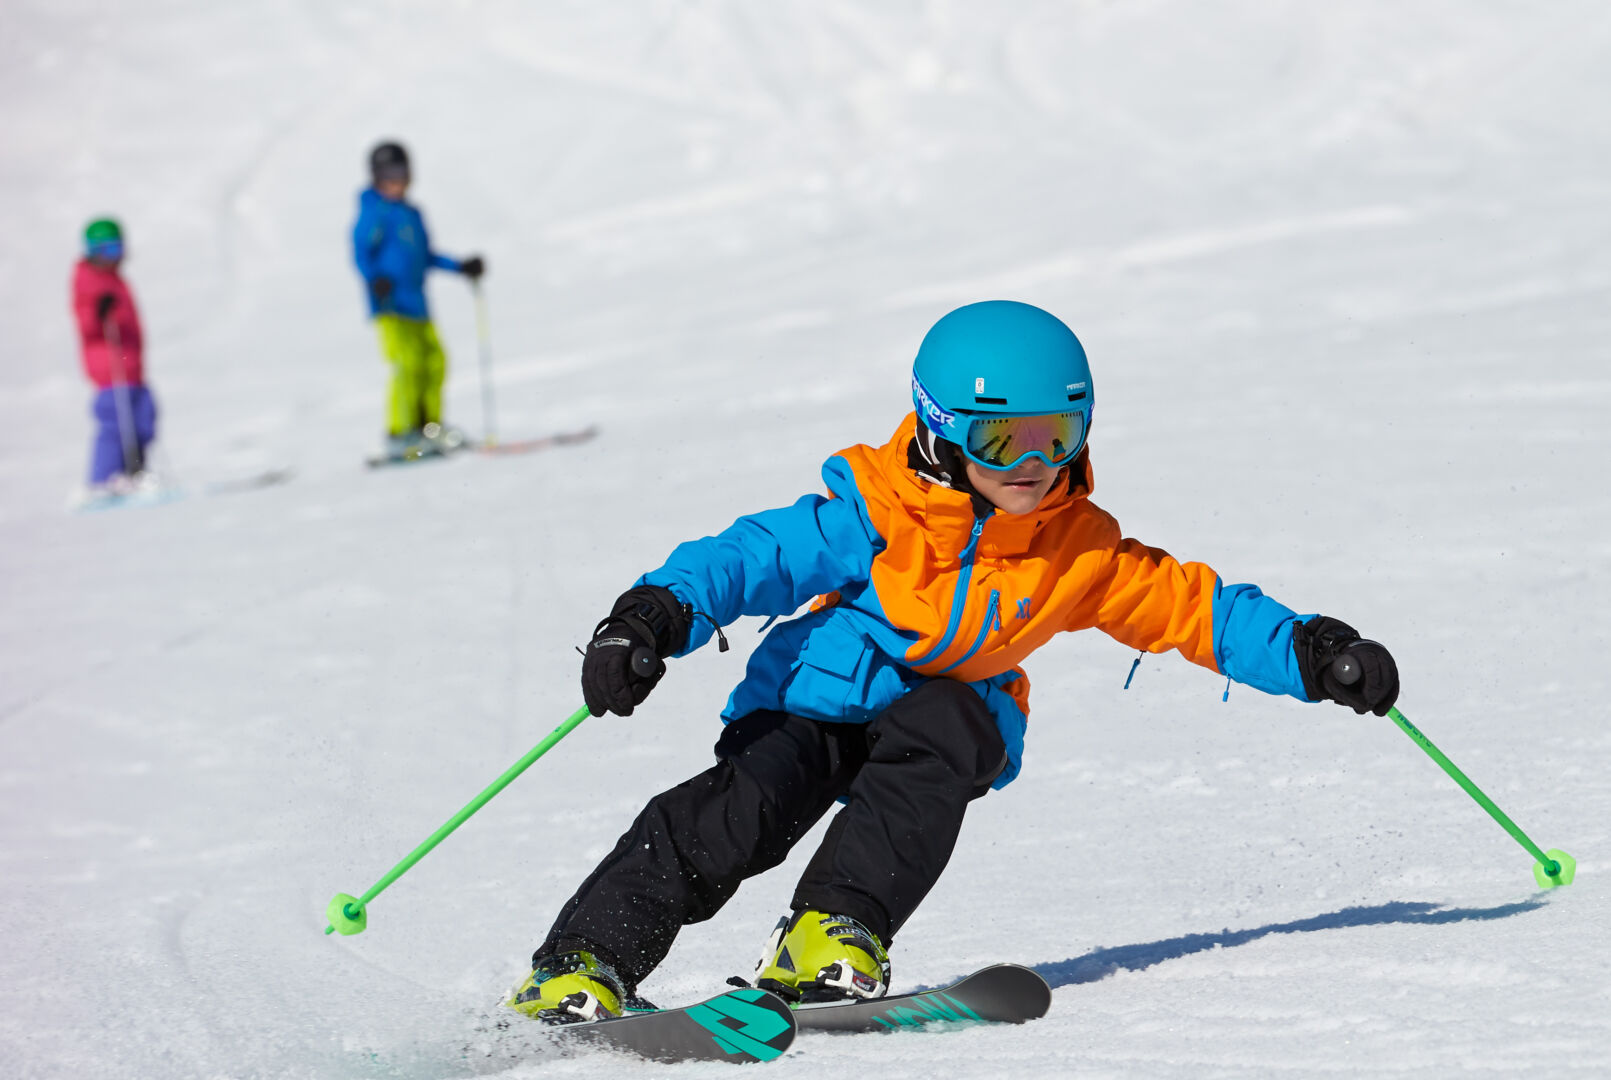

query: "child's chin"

left=995, top=494, right=1041, bottom=514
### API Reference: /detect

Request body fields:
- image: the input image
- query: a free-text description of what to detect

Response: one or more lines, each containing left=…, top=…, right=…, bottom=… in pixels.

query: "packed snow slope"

left=3, top=3, right=1609, bottom=1077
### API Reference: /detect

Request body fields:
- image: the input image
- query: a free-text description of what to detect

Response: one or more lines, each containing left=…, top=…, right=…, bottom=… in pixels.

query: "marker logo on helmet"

left=912, top=372, right=958, bottom=434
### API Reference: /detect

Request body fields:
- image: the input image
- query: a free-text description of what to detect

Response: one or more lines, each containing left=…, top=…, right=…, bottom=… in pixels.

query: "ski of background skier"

left=72, top=465, right=294, bottom=512
left=365, top=425, right=597, bottom=468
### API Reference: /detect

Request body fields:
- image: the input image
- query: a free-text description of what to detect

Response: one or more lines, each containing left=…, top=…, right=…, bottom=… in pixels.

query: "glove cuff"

left=605, top=584, right=692, bottom=658
left=1292, top=615, right=1360, bottom=702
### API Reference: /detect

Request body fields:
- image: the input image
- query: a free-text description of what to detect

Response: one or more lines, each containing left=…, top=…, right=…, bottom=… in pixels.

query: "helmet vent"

left=974, top=396, right=1008, bottom=405
left=1067, top=392, right=1087, bottom=402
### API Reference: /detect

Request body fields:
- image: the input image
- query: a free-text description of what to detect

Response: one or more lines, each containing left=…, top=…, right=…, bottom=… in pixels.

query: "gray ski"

left=794, top=963, right=1051, bottom=1034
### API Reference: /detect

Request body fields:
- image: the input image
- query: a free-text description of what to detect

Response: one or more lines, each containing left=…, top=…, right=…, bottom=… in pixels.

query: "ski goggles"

left=959, top=410, right=1086, bottom=471
left=87, top=239, right=124, bottom=260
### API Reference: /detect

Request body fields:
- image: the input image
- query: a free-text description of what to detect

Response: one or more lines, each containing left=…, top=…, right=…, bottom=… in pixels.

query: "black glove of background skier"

left=1293, top=615, right=1400, bottom=716
left=581, top=584, right=692, bottom=717
left=371, top=276, right=394, bottom=305
left=95, top=293, right=116, bottom=321
left=459, top=255, right=485, bottom=280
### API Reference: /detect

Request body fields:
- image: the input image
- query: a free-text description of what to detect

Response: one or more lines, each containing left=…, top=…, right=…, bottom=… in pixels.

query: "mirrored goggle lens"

left=964, top=411, right=1084, bottom=469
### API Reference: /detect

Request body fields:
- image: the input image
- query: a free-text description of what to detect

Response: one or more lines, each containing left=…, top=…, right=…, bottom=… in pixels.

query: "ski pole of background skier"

left=325, top=649, right=659, bottom=935
left=102, top=318, right=141, bottom=478
left=472, top=281, right=497, bottom=449
left=1330, top=656, right=1574, bottom=888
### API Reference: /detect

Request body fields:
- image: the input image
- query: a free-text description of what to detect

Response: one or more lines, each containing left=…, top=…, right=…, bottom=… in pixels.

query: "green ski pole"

left=1331, top=656, right=1575, bottom=889
left=325, top=704, right=590, bottom=935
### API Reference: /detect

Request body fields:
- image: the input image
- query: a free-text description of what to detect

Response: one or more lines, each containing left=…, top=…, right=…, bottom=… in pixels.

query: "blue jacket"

left=641, top=414, right=1315, bottom=789
left=350, top=188, right=462, bottom=320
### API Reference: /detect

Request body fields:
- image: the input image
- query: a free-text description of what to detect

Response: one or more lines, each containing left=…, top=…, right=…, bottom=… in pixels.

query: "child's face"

left=376, top=178, right=409, bottom=201
left=965, top=457, right=1062, bottom=515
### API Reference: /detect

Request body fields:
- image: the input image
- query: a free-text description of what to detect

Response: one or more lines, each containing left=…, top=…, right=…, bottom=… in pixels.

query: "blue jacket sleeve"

left=1212, top=581, right=1316, bottom=701
left=418, top=214, right=461, bottom=273
left=351, top=203, right=383, bottom=282
left=640, top=456, right=883, bottom=655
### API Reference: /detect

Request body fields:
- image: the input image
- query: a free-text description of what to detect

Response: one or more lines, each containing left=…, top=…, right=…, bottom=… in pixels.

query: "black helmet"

left=369, top=141, right=410, bottom=183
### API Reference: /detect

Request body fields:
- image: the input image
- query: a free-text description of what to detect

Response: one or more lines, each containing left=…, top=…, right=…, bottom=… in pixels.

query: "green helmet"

left=84, top=218, right=124, bottom=257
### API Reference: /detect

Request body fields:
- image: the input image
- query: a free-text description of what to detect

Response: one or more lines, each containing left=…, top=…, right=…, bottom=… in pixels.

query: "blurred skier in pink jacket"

left=71, top=217, right=158, bottom=491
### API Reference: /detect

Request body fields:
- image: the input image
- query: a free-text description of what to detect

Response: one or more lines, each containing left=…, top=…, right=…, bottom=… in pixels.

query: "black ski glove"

left=1293, top=615, right=1400, bottom=717
left=459, top=255, right=485, bottom=280
left=95, top=293, right=117, bottom=321
left=371, top=276, right=394, bottom=304
left=581, top=584, right=693, bottom=717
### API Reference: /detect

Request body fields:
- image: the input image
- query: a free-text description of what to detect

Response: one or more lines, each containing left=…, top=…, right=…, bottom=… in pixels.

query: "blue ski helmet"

left=911, top=301, right=1093, bottom=471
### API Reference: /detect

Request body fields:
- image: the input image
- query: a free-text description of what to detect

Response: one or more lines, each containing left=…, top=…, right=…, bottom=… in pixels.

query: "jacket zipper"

left=908, top=516, right=988, bottom=668
left=937, top=588, right=1001, bottom=675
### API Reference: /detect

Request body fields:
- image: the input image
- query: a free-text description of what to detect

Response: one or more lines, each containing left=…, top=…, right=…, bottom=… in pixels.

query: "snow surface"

left=3, top=2, right=1610, bottom=1077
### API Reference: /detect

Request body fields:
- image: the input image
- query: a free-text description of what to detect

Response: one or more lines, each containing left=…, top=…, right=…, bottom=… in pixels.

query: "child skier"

left=507, top=300, right=1400, bottom=1023
left=350, top=140, right=484, bottom=460
left=71, top=218, right=158, bottom=494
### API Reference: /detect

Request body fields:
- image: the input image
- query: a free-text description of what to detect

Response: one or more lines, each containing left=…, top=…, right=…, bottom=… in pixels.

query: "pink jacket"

left=72, top=259, right=144, bottom=388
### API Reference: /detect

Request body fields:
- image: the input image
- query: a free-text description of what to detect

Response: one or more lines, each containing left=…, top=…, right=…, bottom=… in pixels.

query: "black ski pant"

left=537, top=678, right=1008, bottom=991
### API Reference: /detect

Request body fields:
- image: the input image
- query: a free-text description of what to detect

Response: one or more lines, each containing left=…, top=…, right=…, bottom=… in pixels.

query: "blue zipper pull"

left=1123, top=651, right=1144, bottom=690
left=961, top=516, right=985, bottom=559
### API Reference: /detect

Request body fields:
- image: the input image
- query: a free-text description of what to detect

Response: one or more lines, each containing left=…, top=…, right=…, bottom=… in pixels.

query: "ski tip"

left=959, top=964, right=1052, bottom=1021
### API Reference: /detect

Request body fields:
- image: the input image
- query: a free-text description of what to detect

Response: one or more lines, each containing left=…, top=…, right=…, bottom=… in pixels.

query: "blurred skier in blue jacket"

left=351, top=141, right=485, bottom=460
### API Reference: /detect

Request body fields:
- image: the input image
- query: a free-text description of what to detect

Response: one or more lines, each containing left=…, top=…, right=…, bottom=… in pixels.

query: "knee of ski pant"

left=709, top=713, right=817, bottom=831
left=871, top=680, right=1008, bottom=794
left=420, top=322, right=447, bottom=377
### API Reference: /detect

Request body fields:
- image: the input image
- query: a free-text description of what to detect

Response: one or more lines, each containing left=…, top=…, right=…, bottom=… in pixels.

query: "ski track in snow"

left=3, top=2, right=1610, bottom=1078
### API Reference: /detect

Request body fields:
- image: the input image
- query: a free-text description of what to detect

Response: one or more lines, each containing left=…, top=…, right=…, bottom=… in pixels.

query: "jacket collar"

left=861, top=413, right=1094, bottom=557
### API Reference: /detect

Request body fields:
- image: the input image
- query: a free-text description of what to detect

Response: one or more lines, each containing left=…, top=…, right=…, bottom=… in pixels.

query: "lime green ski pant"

left=375, top=314, right=447, bottom=435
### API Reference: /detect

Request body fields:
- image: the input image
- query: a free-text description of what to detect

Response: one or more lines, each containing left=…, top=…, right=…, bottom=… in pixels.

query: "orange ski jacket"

left=644, top=413, right=1312, bottom=787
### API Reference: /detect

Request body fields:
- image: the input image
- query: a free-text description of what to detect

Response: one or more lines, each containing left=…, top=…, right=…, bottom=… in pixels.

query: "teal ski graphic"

left=872, top=990, right=984, bottom=1029
left=796, top=964, right=1050, bottom=1035
left=687, top=989, right=794, bottom=1061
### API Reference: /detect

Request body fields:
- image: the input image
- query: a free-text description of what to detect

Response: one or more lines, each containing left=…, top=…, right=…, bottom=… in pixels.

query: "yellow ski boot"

left=753, top=910, right=891, bottom=1003
left=505, top=950, right=625, bottom=1024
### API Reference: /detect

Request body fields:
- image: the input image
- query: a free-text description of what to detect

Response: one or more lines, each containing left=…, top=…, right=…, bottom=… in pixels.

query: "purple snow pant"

left=89, top=385, right=158, bottom=484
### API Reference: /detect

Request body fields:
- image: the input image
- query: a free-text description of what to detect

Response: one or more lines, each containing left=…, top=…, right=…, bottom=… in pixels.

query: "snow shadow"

left=1034, top=899, right=1545, bottom=988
